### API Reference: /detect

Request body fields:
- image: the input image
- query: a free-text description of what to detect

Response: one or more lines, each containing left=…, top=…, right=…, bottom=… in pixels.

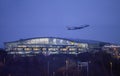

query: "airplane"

left=67, top=24, right=90, bottom=30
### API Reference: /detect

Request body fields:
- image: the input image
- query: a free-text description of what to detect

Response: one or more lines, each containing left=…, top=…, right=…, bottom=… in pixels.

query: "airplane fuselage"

left=67, top=24, right=90, bottom=30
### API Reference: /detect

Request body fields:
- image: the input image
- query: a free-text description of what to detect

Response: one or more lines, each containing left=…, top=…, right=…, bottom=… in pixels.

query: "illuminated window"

left=42, top=48, right=47, bottom=51
left=48, top=48, right=57, bottom=51
left=70, top=42, right=74, bottom=45
left=69, top=48, right=76, bottom=51
left=33, top=48, right=40, bottom=50
left=18, top=45, right=26, bottom=48
left=60, top=40, right=63, bottom=44
left=53, top=39, right=57, bottom=44
left=61, top=48, right=67, bottom=51
left=27, top=38, right=49, bottom=44
left=66, top=41, right=70, bottom=45
left=17, top=48, right=23, bottom=51
left=25, top=48, right=31, bottom=51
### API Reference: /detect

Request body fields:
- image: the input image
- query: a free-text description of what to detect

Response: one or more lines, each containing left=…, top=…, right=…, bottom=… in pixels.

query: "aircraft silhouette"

left=67, top=24, right=90, bottom=30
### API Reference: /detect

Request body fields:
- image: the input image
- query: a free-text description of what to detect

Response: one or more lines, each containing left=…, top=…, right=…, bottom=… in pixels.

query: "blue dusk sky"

left=0, top=0, right=120, bottom=48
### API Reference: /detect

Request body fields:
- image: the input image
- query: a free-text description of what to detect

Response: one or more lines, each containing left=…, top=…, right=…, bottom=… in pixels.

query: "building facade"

left=5, top=37, right=88, bottom=54
left=4, top=37, right=106, bottom=55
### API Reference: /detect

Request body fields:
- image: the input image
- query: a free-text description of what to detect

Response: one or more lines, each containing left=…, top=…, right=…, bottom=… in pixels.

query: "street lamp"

left=110, top=62, right=113, bottom=76
left=65, top=59, right=69, bottom=76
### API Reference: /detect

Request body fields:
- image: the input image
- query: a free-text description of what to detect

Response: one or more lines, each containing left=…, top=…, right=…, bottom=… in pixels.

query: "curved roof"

left=5, top=37, right=109, bottom=45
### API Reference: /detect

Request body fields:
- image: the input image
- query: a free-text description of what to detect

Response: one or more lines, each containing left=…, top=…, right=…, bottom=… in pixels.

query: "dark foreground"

left=0, top=50, right=120, bottom=76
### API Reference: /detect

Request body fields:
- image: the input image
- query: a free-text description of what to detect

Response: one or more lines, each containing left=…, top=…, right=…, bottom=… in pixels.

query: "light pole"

left=52, top=57, right=55, bottom=76
left=65, top=59, right=69, bottom=76
left=110, top=62, right=113, bottom=76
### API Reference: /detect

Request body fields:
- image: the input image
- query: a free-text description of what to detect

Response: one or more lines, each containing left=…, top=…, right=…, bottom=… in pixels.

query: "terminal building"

left=4, top=37, right=108, bottom=55
left=103, top=44, right=120, bottom=59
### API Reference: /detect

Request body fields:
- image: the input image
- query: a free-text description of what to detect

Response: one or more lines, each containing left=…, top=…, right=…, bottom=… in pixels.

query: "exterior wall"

left=103, top=45, right=120, bottom=59
left=4, top=37, right=90, bottom=55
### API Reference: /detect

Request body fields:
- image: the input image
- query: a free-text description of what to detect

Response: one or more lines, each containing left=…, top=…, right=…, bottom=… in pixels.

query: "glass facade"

left=4, top=37, right=89, bottom=55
